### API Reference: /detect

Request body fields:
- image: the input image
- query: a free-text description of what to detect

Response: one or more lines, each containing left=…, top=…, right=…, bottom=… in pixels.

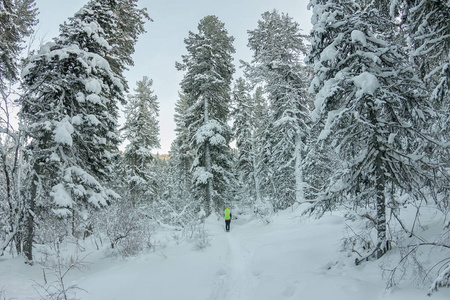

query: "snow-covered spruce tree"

left=392, top=0, right=450, bottom=213
left=231, top=78, right=264, bottom=208
left=0, top=0, right=37, bottom=88
left=391, top=0, right=449, bottom=104
left=250, top=87, right=273, bottom=215
left=19, top=0, right=149, bottom=262
left=176, top=15, right=236, bottom=216
left=108, top=74, right=160, bottom=252
left=168, top=92, right=194, bottom=200
left=231, top=78, right=254, bottom=204
left=154, top=92, right=204, bottom=230
left=306, top=0, right=446, bottom=260
left=390, top=1, right=450, bottom=293
left=121, top=76, right=160, bottom=205
left=243, top=10, right=311, bottom=209
left=0, top=0, right=37, bottom=255
left=68, top=0, right=150, bottom=92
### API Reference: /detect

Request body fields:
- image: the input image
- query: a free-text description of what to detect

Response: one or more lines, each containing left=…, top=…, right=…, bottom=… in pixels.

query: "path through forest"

left=4, top=208, right=450, bottom=299
left=202, top=210, right=433, bottom=300
left=208, top=219, right=258, bottom=300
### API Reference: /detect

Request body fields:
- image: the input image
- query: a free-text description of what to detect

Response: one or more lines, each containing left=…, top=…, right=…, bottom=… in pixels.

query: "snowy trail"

left=76, top=211, right=450, bottom=300
left=224, top=231, right=257, bottom=299
left=209, top=212, right=387, bottom=300
left=3, top=208, right=450, bottom=300
left=209, top=224, right=258, bottom=300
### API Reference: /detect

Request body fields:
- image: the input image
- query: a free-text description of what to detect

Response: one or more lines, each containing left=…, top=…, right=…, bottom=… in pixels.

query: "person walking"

left=224, top=207, right=232, bottom=232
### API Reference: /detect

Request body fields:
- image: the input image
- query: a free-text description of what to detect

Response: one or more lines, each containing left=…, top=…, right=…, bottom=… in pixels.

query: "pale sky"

left=33, top=0, right=312, bottom=153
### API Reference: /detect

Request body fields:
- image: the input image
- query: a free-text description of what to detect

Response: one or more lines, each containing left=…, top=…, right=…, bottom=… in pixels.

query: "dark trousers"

left=225, top=220, right=231, bottom=231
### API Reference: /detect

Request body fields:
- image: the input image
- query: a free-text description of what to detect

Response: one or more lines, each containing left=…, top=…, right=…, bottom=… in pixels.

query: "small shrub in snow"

left=429, top=263, right=450, bottom=295
left=101, top=203, right=154, bottom=257
left=33, top=241, right=88, bottom=300
left=253, top=199, right=273, bottom=224
left=0, top=289, right=7, bottom=300
left=342, top=233, right=375, bottom=264
left=193, top=225, right=211, bottom=251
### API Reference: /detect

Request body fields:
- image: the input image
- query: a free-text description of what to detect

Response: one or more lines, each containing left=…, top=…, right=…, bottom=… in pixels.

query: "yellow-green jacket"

left=224, top=208, right=231, bottom=221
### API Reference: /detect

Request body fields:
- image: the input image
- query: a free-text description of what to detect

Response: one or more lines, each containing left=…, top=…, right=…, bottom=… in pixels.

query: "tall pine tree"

left=231, top=78, right=258, bottom=205
left=0, top=0, right=37, bottom=88
left=19, top=0, right=149, bottom=262
left=169, top=92, right=194, bottom=199
left=176, top=15, right=236, bottom=216
left=244, top=10, right=311, bottom=209
left=306, top=0, right=446, bottom=260
left=0, top=0, right=37, bottom=255
left=122, top=76, right=160, bottom=205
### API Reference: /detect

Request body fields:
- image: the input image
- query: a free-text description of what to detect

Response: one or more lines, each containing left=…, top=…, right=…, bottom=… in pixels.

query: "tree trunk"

left=14, top=135, right=24, bottom=255
left=369, top=107, right=387, bottom=259
left=252, top=139, right=262, bottom=204
left=205, top=141, right=213, bottom=215
left=204, top=96, right=212, bottom=216
left=375, top=152, right=387, bottom=259
left=24, top=165, right=39, bottom=263
left=2, top=150, right=15, bottom=251
left=294, top=133, right=304, bottom=203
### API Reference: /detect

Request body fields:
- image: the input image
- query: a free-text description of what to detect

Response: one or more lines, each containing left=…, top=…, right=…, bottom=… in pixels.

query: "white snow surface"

left=1, top=207, right=449, bottom=300
left=351, top=30, right=367, bottom=46
left=53, top=118, right=74, bottom=146
left=84, top=79, right=102, bottom=94
left=320, top=44, right=338, bottom=61
left=352, top=72, right=380, bottom=98
left=50, top=183, right=73, bottom=208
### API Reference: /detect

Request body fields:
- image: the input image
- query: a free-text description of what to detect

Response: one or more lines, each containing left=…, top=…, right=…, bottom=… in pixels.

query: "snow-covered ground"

left=1, top=206, right=449, bottom=300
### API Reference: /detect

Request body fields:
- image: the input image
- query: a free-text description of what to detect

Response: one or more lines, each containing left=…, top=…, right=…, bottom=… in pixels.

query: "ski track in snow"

left=209, top=224, right=257, bottom=300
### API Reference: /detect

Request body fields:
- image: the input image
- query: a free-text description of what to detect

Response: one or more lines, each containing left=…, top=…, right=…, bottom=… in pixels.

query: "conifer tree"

left=251, top=87, right=270, bottom=207
left=392, top=0, right=449, bottom=104
left=0, top=0, right=37, bottom=254
left=244, top=10, right=311, bottom=209
left=19, top=0, right=149, bottom=262
left=58, top=0, right=150, bottom=91
left=231, top=78, right=258, bottom=204
left=176, top=15, right=236, bottom=216
left=390, top=1, right=450, bottom=292
left=0, top=0, right=37, bottom=88
left=122, top=76, right=160, bottom=204
left=392, top=0, right=450, bottom=213
left=306, top=0, right=446, bottom=260
left=170, top=92, right=194, bottom=197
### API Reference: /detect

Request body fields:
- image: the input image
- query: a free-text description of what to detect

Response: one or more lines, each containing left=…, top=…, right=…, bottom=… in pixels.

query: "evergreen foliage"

left=243, top=10, right=311, bottom=209
left=0, top=0, right=37, bottom=87
left=18, top=0, right=149, bottom=262
left=168, top=92, right=195, bottom=203
left=231, top=78, right=256, bottom=204
left=0, top=0, right=37, bottom=256
left=392, top=0, right=449, bottom=104
left=121, top=76, right=160, bottom=204
left=0, top=0, right=448, bottom=294
left=176, top=15, right=236, bottom=216
left=306, top=0, right=449, bottom=261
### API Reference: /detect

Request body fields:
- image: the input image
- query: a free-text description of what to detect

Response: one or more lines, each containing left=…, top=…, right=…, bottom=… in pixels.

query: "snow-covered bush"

left=253, top=198, right=273, bottom=224
left=193, top=224, right=211, bottom=251
left=429, top=264, right=450, bottom=296
left=101, top=202, right=153, bottom=257
left=340, top=210, right=378, bottom=264
left=33, top=240, right=88, bottom=300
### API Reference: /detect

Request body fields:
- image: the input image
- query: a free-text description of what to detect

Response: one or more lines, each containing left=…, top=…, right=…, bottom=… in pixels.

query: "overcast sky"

left=33, top=0, right=312, bottom=153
